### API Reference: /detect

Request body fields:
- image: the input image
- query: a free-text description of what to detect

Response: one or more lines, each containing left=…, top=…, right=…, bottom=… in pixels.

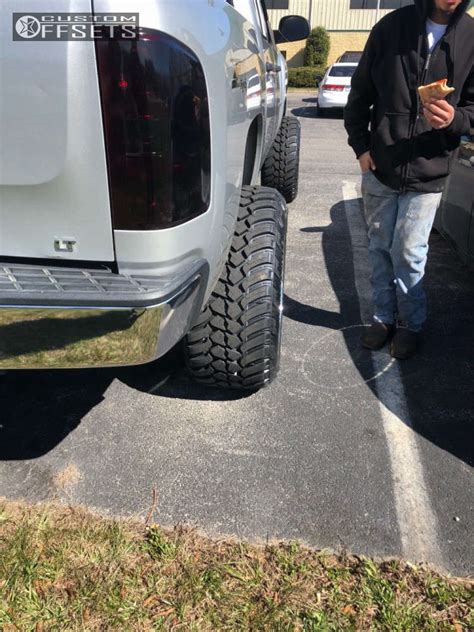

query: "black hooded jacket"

left=344, top=0, right=474, bottom=193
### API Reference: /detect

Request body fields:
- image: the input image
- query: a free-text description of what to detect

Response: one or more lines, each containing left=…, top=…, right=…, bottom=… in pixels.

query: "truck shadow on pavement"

left=285, top=199, right=474, bottom=468
left=0, top=369, right=115, bottom=460
left=0, top=348, right=252, bottom=460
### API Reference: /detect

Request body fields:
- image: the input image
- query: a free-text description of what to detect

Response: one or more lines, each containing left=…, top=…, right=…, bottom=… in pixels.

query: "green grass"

left=0, top=501, right=472, bottom=630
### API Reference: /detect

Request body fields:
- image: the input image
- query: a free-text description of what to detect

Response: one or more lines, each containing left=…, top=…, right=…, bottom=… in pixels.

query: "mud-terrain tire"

left=184, top=186, right=287, bottom=390
left=261, top=116, right=301, bottom=203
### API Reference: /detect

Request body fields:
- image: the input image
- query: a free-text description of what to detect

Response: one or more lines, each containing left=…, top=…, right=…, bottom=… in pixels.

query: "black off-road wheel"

left=261, top=116, right=301, bottom=203
left=184, top=186, right=287, bottom=390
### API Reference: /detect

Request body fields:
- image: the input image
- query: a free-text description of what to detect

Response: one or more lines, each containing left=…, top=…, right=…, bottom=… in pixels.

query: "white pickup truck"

left=0, top=0, right=309, bottom=389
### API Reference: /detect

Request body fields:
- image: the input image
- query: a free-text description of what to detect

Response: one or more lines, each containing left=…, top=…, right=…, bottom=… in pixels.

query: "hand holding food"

left=419, top=79, right=456, bottom=129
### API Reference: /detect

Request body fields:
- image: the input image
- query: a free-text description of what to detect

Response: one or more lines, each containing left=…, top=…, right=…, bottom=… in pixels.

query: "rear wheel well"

left=242, top=116, right=263, bottom=187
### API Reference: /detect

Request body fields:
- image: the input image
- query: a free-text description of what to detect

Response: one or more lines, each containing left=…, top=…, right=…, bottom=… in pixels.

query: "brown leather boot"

left=390, top=327, right=421, bottom=360
left=361, top=322, right=395, bottom=350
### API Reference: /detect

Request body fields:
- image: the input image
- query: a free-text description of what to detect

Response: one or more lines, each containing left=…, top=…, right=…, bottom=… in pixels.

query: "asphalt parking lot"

left=1, top=92, right=473, bottom=576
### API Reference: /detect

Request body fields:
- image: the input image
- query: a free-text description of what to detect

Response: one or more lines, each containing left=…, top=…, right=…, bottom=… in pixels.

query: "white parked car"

left=246, top=74, right=263, bottom=111
left=317, top=63, right=359, bottom=113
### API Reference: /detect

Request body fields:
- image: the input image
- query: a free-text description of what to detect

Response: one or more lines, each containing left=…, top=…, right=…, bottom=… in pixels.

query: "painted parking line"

left=342, top=179, right=445, bottom=569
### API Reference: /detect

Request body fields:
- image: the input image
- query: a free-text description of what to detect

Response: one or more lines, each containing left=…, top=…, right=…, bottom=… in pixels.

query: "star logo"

left=15, top=15, right=41, bottom=39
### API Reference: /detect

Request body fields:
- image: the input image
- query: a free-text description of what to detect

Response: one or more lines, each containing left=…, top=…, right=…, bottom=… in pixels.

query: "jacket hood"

left=414, top=0, right=471, bottom=22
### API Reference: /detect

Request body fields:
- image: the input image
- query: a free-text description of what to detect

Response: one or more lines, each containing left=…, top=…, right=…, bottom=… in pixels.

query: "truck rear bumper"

left=0, top=261, right=207, bottom=370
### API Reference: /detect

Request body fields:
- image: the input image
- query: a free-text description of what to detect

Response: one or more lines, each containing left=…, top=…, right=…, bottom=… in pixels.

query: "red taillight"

left=96, top=29, right=211, bottom=231
left=322, top=84, right=345, bottom=92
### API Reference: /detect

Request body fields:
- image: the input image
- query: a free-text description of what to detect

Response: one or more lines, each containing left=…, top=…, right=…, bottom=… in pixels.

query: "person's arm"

left=448, top=63, right=474, bottom=135
left=344, top=25, right=379, bottom=161
left=424, top=64, right=474, bottom=133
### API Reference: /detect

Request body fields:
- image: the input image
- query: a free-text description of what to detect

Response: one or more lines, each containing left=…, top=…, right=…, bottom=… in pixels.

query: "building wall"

left=326, top=32, right=370, bottom=65
left=268, top=0, right=394, bottom=31
left=271, top=2, right=474, bottom=68
left=270, top=0, right=394, bottom=68
left=277, top=32, right=370, bottom=67
left=269, top=0, right=474, bottom=29
left=278, top=40, right=305, bottom=67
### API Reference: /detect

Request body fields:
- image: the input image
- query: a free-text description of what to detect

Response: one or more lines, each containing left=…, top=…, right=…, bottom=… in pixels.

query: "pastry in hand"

left=418, top=79, right=455, bottom=104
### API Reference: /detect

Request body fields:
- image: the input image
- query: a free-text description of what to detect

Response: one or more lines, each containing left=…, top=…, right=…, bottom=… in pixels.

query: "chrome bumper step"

left=0, top=263, right=187, bottom=308
left=0, top=261, right=207, bottom=370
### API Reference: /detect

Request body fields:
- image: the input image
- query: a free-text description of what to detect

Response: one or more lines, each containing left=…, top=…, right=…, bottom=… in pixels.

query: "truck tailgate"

left=0, top=0, right=114, bottom=262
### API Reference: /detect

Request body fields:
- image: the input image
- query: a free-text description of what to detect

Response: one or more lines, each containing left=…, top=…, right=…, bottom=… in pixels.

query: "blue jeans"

left=361, top=171, right=442, bottom=332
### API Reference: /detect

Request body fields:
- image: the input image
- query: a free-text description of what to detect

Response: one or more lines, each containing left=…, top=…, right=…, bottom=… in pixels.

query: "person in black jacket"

left=344, top=0, right=474, bottom=359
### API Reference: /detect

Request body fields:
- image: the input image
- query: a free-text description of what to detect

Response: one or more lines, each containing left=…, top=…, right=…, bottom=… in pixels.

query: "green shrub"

left=304, top=27, right=331, bottom=67
left=288, top=66, right=325, bottom=89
